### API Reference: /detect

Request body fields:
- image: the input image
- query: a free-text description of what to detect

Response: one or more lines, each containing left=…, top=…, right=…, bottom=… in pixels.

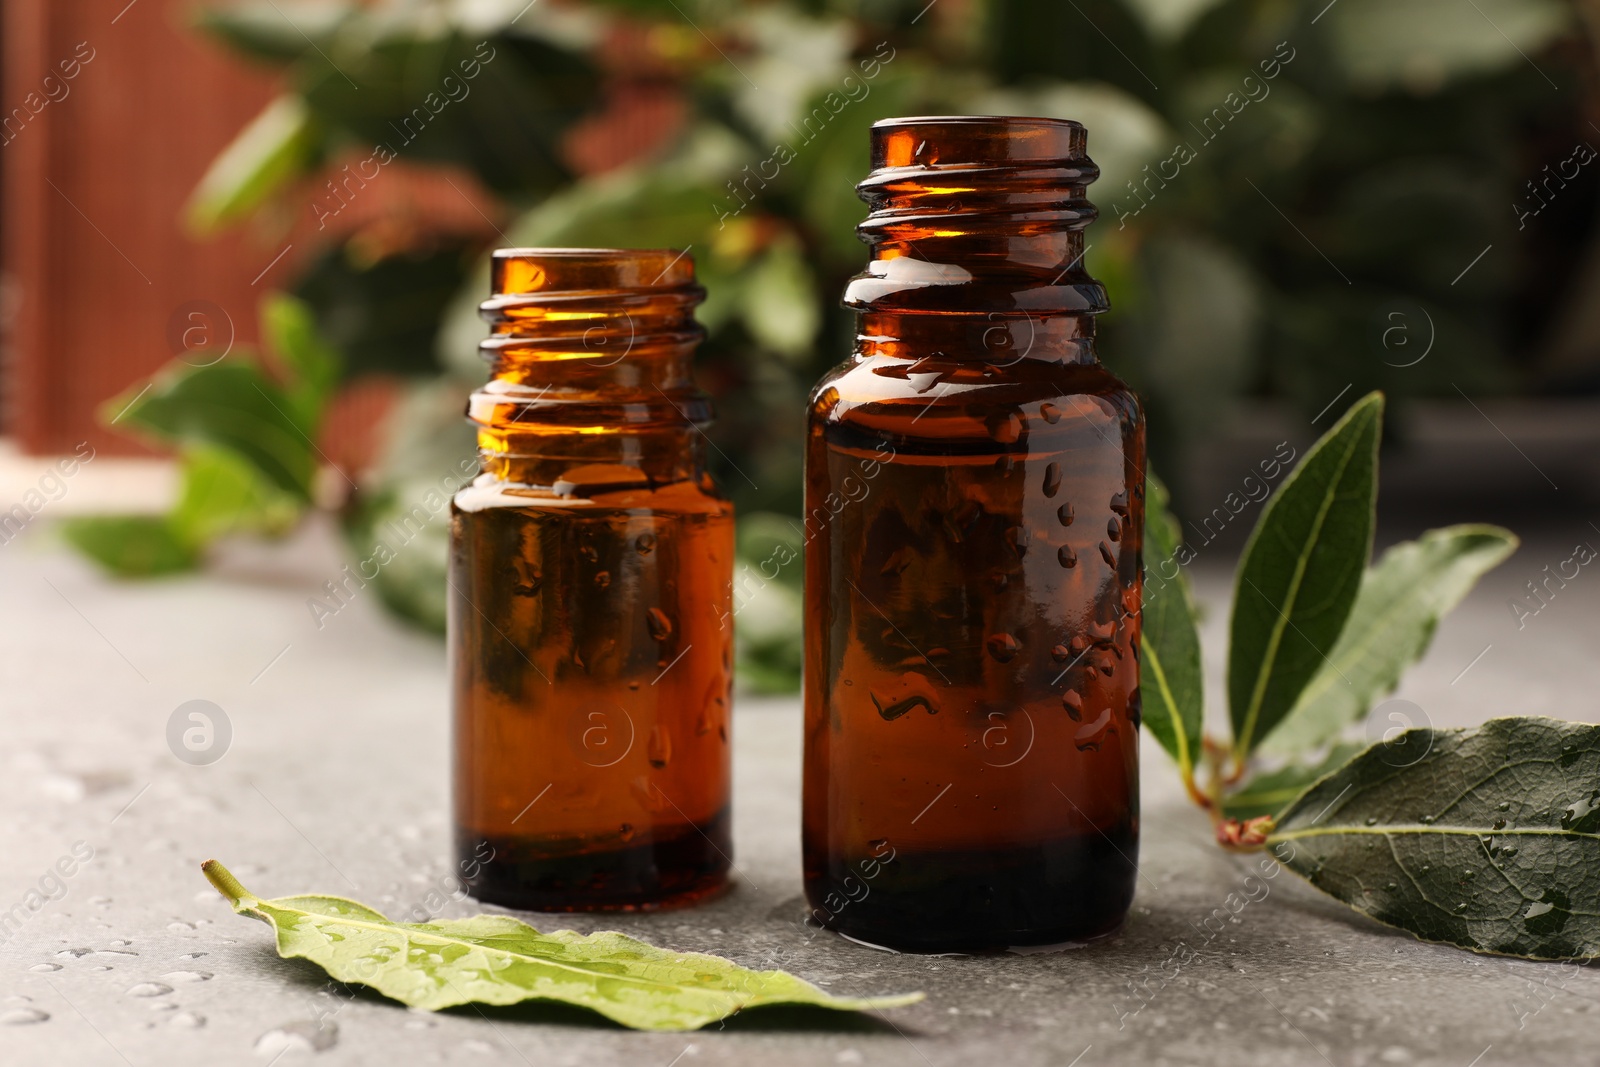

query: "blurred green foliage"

left=72, top=0, right=1598, bottom=690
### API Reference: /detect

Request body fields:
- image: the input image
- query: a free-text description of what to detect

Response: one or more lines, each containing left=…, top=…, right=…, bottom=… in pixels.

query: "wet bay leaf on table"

left=202, top=861, right=921, bottom=1030
left=1266, top=717, right=1600, bottom=960
left=1228, top=391, right=1382, bottom=758
left=1261, top=524, right=1518, bottom=757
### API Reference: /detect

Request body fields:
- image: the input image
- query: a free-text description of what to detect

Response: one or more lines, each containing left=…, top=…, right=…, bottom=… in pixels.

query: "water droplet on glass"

left=1073, top=708, right=1114, bottom=751
left=1, top=1008, right=48, bottom=1026
left=1109, top=491, right=1129, bottom=515
left=1039, top=402, right=1061, bottom=424
left=126, top=983, right=173, bottom=998
left=646, top=608, right=673, bottom=641
left=1006, top=526, right=1030, bottom=558
left=636, top=533, right=656, bottom=555
left=1099, top=541, right=1117, bottom=568
left=1042, top=462, right=1061, bottom=498
left=1057, top=502, right=1074, bottom=526
left=647, top=725, right=672, bottom=768
left=579, top=545, right=599, bottom=563
left=1365, top=816, right=1378, bottom=826
left=1058, top=545, right=1077, bottom=568
left=30, top=963, right=61, bottom=973
left=1496, top=801, right=1511, bottom=812
left=619, top=823, right=636, bottom=843
left=1051, top=644, right=1071, bottom=662
left=594, top=571, right=611, bottom=588
left=986, top=633, right=1020, bottom=663
left=1106, top=517, right=1121, bottom=542
left=1062, top=691, right=1084, bottom=721
left=986, top=411, right=1021, bottom=444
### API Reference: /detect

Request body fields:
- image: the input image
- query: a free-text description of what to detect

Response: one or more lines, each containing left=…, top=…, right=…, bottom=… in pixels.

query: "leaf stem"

left=201, top=859, right=251, bottom=907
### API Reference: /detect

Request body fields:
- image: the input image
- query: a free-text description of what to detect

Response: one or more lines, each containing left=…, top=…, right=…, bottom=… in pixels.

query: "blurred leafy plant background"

left=67, top=0, right=1600, bottom=691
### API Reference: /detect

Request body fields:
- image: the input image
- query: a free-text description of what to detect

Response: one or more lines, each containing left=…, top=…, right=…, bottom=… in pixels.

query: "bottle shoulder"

left=809, top=355, right=1142, bottom=431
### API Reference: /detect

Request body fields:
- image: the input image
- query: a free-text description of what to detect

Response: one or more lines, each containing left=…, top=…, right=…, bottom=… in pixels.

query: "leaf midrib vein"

left=256, top=901, right=740, bottom=998
left=1236, top=415, right=1367, bottom=754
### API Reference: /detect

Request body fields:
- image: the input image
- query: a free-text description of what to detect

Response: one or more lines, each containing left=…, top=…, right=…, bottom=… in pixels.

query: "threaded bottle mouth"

left=846, top=115, right=1107, bottom=317
left=490, top=247, right=697, bottom=295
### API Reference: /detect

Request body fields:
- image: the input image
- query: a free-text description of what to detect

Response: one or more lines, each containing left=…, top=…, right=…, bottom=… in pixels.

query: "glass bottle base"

left=804, top=829, right=1137, bottom=953
left=459, top=807, right=732, bottom=912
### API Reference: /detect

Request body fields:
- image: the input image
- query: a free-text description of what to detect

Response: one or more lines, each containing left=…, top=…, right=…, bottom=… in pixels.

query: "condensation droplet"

left=1106, top=518, right=1121, bottom=542
left=1042, top=462, right=1061, bottom=498
left=1109, top=490, right=1129, bottom=515
left=1099, top=541, right=1117, bottom=568
left=1062, top=691, right=1084, bottom=721
left=1006, top=526, right=1030, bottom=558
left=986, top=411, right=1021, bottom=444
left=594, top=571, right=611, bottom=588
left=1057, top=545, right=1077, bottom=568
left=635, top=533, right=656, bottom=555
left=619, top=823, right=636, bottom=843
left=647, top=726, right=672, bottom=769
left=986, top=634, right=1020, bottom=663
left=1073, top=708, right=1114, bottom=751
left=1039, top=402, right=1061, bottom=424
left=647, top=608, right=673, bottom=641
left=1057, top=502, right=1074, bottom=526
left=1050, top=644, right=1072, bottom=662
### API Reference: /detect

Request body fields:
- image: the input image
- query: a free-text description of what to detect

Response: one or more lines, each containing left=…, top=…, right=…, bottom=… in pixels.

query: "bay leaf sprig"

left=202, top=860, right=922, bottom=1030
left=1135, top=389, right=1586, bottom=960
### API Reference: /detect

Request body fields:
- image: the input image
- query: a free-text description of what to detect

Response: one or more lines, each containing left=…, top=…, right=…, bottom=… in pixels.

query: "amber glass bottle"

left=451, top=248, right=734, bottom=911
left=802, top=117, right=1144, bottom=951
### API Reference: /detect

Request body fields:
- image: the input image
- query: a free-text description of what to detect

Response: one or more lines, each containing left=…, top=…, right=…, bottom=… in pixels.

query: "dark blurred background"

left=5, top=0, right=1599, bottom=690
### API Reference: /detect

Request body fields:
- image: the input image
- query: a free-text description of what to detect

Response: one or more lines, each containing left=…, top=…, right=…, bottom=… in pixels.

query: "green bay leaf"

left=1261, top=524, right=1517, bottom=757
left=1228, top=391, right=1382, bottom=758
left=202, top=861, right=922, bottom=1030
left=1268, top=717, right=1600, bottom=960
left=1139, top=471, right=1203, bottom=780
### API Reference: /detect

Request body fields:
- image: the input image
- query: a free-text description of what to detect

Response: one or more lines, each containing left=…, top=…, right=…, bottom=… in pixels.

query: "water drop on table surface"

left=126, top=983, right=173, bottom=998
left=1, top=1008, right=48, bottom=1026
left=29, top=963, right=61, bottom=973
left=170, top=1011, right=205, bottom=1029
left=161, top=970, right=213, bottom=983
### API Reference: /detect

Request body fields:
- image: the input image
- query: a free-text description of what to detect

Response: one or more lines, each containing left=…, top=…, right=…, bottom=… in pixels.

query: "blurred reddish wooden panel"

left=2, top=0, right=289, bottom=455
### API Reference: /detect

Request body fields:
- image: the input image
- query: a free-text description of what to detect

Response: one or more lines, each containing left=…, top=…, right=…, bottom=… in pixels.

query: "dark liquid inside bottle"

left=451, top=249, right=733, bottom=911
left=802, top=117, right=1143, bottom=951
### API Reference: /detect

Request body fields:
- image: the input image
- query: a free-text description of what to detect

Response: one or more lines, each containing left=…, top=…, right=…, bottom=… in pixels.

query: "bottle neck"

left=468, top=250, right=709, bottom=490
left=843, top=116, right=1108, bottom=366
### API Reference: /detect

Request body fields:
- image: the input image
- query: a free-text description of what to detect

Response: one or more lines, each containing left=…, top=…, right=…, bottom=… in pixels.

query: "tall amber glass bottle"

left=452, top=249, right=733, bottom=911
left=803, top=117, right=1144, bottom=951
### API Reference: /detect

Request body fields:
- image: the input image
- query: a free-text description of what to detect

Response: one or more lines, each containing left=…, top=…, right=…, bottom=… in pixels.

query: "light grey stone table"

left=3, top=518, right=1598, bottom=1067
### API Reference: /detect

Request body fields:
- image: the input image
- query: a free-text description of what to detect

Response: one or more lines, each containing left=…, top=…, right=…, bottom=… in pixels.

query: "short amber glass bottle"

left=802, top=117, right=1144, bottom=951
left=451, top=248, right=734, bottom=911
